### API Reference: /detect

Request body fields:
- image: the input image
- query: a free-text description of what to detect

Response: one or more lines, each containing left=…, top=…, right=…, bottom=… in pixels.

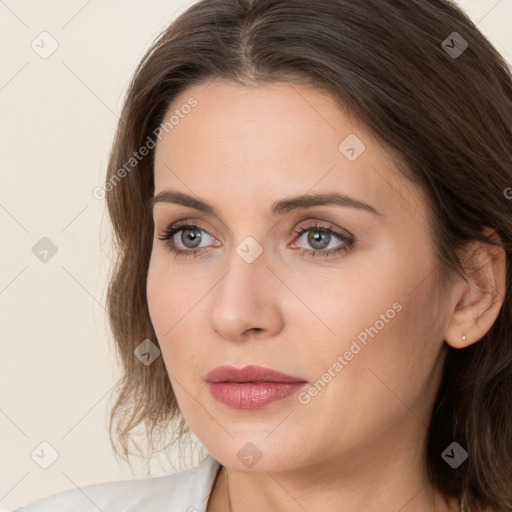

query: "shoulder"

left=10, top=455, right=221, bottom=512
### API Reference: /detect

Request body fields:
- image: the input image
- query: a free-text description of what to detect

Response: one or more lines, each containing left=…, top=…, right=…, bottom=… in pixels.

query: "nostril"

left=245, top=327, right=263, bottom=336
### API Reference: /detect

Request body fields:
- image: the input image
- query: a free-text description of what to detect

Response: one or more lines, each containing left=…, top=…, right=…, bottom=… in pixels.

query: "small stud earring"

left=462, top=334, right=466, bottom=343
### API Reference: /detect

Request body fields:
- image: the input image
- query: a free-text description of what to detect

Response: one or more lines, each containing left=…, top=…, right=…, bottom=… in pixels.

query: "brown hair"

left=104, top=0, right=512, bottom=509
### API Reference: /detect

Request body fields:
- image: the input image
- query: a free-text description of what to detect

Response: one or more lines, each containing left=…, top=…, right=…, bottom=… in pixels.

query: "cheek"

left=146, top=252, right=196, bottom=330
left=293, top=289, right=443, bottom=458
left=289, top=252, right=410, bottom=354
left=146, top=258, right=167, bottom=336
left=146, top=255, right=206, bottom=377
left=329, top=279, right=443, bottom=416
left=146, top=263, right=209, bottom=428
left=300, top=244, right=442, bottom=400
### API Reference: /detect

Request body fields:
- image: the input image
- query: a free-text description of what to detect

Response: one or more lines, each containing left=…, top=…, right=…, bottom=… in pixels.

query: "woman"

left=13, top=0, right=512, bottom=511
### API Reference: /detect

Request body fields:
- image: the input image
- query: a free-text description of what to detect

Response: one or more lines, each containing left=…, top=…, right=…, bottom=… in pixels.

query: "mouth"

left=205, top=365, right=308, bottom=409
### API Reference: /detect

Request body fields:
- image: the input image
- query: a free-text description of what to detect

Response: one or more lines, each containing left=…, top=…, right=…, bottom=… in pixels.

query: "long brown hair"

left=104, top=0, right=512, bottom=509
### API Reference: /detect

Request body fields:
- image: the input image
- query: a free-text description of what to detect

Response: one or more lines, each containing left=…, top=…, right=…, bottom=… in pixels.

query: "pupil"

left=183, top=228, right=201, bottom=248
left=309, top=230, right=329, bottom=249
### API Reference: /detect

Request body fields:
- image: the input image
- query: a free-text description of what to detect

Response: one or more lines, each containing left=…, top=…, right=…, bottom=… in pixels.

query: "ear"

left=444, top=226, right=507, bottom=349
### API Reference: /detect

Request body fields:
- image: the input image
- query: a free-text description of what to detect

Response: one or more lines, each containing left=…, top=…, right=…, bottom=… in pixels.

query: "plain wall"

left=1, top=0, right=511, bottom=510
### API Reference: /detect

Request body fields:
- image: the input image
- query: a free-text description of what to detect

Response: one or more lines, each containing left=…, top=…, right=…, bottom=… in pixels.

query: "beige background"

left=0, top=0, right=511, bottom=510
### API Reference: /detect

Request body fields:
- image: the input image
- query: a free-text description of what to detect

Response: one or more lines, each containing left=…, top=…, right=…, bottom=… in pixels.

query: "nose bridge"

left=209, top=236, right=281, bottom=339
left=217, top=236, right=268, bottom=309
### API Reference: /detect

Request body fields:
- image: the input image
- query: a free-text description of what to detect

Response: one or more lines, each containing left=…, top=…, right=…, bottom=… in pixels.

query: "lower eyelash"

left=157, top=223, right=354, bottom=258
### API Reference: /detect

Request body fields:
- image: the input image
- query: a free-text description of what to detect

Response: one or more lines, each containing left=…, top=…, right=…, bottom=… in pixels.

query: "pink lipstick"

left=206, top=365, right=308, bottom=409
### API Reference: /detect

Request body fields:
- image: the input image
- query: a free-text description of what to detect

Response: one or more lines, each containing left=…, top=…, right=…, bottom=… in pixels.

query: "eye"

left=156, top=220, right=355, bottom=259
left=157, top=221, right=217, bottom=258
left=291, top=222, right=355, bottom=258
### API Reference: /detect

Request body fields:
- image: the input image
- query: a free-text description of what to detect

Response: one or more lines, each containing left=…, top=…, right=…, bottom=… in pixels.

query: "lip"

left=206, top=365, right=308, bottom=409
left=206, top=364, right=307, bottom=384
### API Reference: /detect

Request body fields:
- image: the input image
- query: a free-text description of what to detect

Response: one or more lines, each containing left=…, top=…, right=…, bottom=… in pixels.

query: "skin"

left=146, top=79, right=506, bottom=512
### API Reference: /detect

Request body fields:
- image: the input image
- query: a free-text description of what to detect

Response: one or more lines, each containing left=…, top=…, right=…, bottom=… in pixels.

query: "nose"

left=208, top=249, right=284, bottom=342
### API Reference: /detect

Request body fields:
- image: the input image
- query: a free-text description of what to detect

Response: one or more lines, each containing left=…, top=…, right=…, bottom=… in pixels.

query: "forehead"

left=156, top=79, right=367, bottom=165
left=153, top=80, right=425, bottom=225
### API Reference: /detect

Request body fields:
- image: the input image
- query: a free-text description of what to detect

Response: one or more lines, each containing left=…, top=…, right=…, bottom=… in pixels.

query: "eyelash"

left=156, top=221, right=355, bottom=259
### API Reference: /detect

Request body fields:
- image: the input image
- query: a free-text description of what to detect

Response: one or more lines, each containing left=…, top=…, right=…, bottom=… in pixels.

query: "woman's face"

left=147, top=79, right=452, bottom=473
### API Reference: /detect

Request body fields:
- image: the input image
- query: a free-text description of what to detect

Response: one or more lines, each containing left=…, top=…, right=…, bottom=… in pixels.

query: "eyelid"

left=293, top=220, right=353, bottom=241
left=157, top=218, right=219, bottom=240
left=157, top=218, right=333, bottom=246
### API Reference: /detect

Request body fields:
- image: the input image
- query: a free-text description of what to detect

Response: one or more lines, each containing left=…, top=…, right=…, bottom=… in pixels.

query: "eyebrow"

left=149, top=189, right=383, bottom=217
left=149, top=190, right=383, bottom=217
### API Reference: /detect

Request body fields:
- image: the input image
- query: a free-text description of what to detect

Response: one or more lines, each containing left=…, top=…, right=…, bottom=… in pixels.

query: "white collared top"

left=11, top=455, right=222, bottom=512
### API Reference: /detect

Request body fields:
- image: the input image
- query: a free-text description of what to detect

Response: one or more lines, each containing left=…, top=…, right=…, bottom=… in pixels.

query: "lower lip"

left=207, top=382, right=307, bottom=409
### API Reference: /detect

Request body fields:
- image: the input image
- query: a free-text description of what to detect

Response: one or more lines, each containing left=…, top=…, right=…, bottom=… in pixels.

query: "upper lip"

left=206, top=365, right=308, bottom=383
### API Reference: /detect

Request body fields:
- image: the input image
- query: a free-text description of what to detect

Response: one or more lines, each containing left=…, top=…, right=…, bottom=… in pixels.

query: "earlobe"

left=443, top=227, right=507, bottom=349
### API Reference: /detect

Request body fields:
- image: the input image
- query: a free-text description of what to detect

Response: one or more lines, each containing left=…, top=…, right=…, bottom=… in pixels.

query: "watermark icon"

left=442, top=441, right=468, bottom=468
left=298, top=301, right=403, bottom=405
left=31, top=31, right=59, bottom=59
left=504, top=187, right=512, bottom=200
left=134, top=338, right=161, bottom=366
left=31, top=441, right=59, bottom=469
left=236, top=236, right=263, bottom=264
left=338, top=134, right=366, bottom=161
left=237, top=442, right=263, bottom=468
left=93, top=97, right=198, bottom=200
left=32, top=237, right=58, bottom=263
left=442, top=32, right=468, bottom=59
